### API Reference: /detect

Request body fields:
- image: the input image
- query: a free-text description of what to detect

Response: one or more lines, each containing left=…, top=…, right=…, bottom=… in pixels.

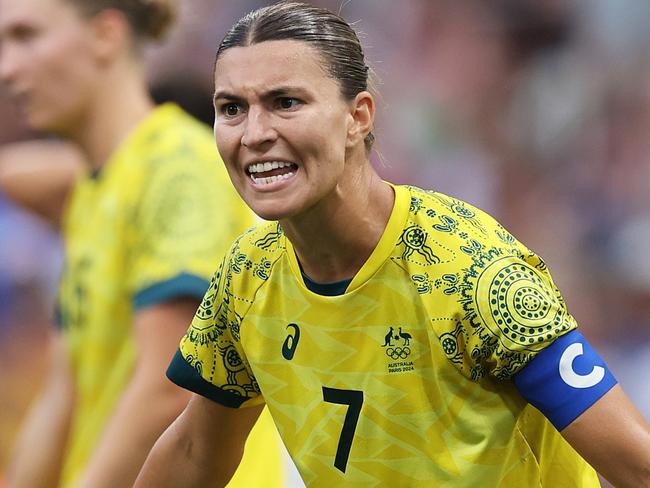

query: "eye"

left=8, top=24, right=39, bottom=43
left=276, top=97, right=301, bottom=110
left=219, top=103, right=242, bottom=118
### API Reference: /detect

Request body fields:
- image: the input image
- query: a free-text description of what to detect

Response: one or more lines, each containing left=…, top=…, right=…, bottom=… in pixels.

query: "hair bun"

left=136, top=0, right=177, bottom=41
left=70, top=0, right=178, bottom=42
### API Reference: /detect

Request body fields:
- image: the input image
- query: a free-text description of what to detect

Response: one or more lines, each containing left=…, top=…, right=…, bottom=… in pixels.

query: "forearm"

left=6, top=338, right=75, bottom=488
left=74, top=379, right=191, bottom=488
left=7, top=393, right=74, bottom=488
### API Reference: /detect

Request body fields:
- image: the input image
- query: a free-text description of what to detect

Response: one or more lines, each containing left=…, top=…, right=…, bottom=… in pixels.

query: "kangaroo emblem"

left=382, top=327, right=395, bottom=347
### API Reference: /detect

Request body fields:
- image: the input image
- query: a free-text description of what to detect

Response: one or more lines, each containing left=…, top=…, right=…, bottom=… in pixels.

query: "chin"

left=24, top=103, right=79, bottom=136
left=248, top=199, right=299, bottom=222
left=250, top=206, right=289, bottom=222
left=238, top=190, right=288, bottom=222
left=26, top=111, right=60, bottom=133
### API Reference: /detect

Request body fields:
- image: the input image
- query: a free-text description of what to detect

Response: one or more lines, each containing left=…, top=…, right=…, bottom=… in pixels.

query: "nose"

left=241, top=106, right=277, bottom=149
left=0, top=42, right=20, bottom=86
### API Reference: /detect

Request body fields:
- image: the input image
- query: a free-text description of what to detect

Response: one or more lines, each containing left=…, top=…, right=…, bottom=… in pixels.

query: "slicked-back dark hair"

left=216, top=1, right=375, bottom=151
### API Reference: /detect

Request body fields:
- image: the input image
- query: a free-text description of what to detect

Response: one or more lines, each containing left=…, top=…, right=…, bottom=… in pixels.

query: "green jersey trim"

left=53, top=303, right=63, bottom=330
left=167, top=349, right=248, bottom=408
left=133, top=273, right=210, bottom=310
left=301, top=272, right=351, bottom=296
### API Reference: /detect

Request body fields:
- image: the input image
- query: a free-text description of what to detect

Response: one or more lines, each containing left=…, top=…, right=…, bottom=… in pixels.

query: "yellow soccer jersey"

left=169, top=184, right=600, bottom=487
left=56, top=104, right=283, bottom=487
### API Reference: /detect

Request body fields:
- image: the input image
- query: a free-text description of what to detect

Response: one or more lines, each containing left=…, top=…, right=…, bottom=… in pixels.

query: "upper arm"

left=182, top=394, right=264, bottom=459
left=511, top=329, right=650, bottom=486
left=131, top=298, right=201, bottom=396
left=46, top=330, right=75, bottom=396
left=5, top=331, right=75, bottom=488
left=561, top=385, right=650, bottom=487
left=134, top=394, right=263, bottom=487
left=0, top=140, right=84, bottom=226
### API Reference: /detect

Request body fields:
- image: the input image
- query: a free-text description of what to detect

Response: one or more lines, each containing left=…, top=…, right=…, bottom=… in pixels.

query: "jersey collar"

left=283, top=182, right=410, bottom=295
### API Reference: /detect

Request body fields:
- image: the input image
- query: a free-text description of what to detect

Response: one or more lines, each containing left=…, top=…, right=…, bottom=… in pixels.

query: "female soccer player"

left=0, top=0, right=284, bottom=487
left=137, top=2, right=650, bottom=487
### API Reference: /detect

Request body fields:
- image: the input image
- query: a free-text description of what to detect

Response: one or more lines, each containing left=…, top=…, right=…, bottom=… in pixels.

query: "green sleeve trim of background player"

left=53, top=302, right=64, bottom=330
left=133, top=273, right=210, bottom=310
left=166, top=349, right=247, bottom=408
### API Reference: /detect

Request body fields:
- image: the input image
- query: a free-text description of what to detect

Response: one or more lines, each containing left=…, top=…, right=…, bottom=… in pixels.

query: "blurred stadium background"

left=1, top=0, right=649, bottom=485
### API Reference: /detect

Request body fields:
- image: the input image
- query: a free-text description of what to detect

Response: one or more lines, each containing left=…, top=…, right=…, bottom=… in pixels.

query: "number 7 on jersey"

left=322, top=387, right=364, bottom=473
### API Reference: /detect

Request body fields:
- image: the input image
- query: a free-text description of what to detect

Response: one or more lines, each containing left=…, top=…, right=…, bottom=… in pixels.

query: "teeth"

left=248, top=161, right=292, bottom=173
left=250, top=171, right=295, bottom=185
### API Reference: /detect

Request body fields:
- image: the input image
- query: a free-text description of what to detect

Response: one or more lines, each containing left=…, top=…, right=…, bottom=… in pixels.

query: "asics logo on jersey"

left=559, top=342, right=605, bottom=388
left=282, top=323, right=300, bottom=360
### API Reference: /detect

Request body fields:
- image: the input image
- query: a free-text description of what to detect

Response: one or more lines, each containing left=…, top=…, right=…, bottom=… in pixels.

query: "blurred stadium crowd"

left=1, top=0, right=649, bottom=477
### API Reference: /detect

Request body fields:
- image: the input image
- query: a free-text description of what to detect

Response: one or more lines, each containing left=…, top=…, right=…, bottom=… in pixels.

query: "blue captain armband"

left=513, top=330, right=617, bottom=431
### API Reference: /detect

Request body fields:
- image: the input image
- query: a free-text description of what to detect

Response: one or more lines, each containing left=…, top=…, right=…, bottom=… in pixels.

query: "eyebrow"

left=266, top=86, right=306, bottom=98
left=213, top=91, right=240, bottom=104
left=213, top=85, right=309, bottom=103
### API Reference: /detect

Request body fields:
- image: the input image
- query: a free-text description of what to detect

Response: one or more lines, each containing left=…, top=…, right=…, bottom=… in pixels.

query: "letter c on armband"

left=559, top=342, right=605, bottom=389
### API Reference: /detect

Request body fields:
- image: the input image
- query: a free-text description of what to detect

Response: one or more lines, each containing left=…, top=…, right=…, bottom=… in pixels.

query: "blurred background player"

left=0, top=0, right=285, bottom=487
left=136, top=2, right=650, bottom=487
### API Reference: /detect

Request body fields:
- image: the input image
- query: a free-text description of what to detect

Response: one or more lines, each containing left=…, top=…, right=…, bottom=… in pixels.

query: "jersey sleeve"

left=436, top=227, right=581, bottom=382
left=461, top=248, right=579, bottom=380
left=127, top=147, right=251, bottom=310
left=166, top=242, right=264, bottom=409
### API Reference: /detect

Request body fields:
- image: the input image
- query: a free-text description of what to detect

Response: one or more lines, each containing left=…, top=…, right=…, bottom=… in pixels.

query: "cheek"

left=317, top=118, right=349, bottom=164
left=48, top=31, right=94, bottom=74
left=38, top=36, right=92, bottom=95
left=215, top=126, right=240, bottom=170
left=293, top=111, right=349, bottom=159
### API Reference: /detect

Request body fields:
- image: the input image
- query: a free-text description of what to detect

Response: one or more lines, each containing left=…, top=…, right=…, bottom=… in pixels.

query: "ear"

left=346, top=91, right=375, bottom=149
left=89, top=9, right=131, bottom=63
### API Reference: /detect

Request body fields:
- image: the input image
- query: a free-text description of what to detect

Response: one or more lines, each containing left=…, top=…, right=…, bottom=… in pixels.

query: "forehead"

left=214, top=39, right=337, bottom=96
left=0, top=0, right=76, bottom=31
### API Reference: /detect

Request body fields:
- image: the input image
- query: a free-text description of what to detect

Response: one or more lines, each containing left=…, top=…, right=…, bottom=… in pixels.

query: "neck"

left=68, top=61, right=154, bottom=170
left=281, top=165, right=394, bottom=284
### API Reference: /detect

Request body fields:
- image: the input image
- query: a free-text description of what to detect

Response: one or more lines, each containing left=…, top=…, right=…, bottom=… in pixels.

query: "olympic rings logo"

left=386, top=347, right=411, bottom=360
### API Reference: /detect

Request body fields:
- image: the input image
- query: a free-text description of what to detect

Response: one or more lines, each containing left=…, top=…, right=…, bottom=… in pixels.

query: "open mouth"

left=247, top=161, right=298, bottom=185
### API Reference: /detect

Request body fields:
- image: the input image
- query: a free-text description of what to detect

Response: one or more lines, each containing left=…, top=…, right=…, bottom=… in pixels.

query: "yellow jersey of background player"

left=57, top=104, right=284, bottom=487
left=169, top=184, right=614, bottom=487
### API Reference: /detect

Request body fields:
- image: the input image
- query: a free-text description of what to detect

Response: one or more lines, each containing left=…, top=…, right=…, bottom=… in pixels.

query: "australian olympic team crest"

left=381, top=326, right=415, bottom=373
